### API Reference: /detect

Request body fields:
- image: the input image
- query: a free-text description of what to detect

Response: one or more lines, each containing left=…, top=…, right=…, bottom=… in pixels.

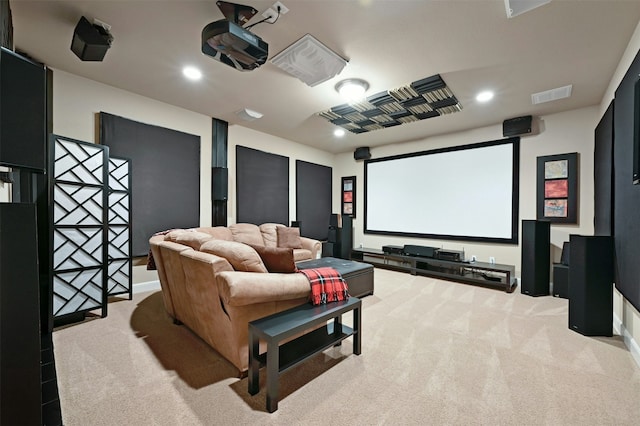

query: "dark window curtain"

left=296, top=160, right=332, bottom=240
left=236, top=145, right=289, bottom=225
left=100, top=112, right=200, bottom=256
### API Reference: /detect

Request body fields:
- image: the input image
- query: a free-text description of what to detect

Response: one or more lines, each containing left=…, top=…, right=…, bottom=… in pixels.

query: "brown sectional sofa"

left=149, top=223, right=321, bottom=374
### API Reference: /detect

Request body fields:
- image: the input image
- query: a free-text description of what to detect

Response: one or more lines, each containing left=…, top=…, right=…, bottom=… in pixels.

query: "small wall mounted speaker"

left=212, top=167, right=228, bottom=201
left=354, top=147, right=371, bottom=161
left=70, top=16, right=112, bottom=61
left=503, top=115, right=534, bottom=137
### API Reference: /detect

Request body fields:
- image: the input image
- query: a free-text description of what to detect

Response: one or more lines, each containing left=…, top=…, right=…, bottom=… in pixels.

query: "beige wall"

left=0, top=166, right=9, bottom=202
left=599, top=19, right=640, bottom=365
left=52, top=69, right=213, bottom=284
left=334, top=105, right=598, bottom=274
left=52, top=69, right=337, bottom=284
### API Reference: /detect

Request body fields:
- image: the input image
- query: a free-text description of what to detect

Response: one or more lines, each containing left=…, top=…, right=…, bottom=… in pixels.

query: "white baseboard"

left=614, top=313, right=640, bottom=369
left=133, top=280, right=161, bottom=294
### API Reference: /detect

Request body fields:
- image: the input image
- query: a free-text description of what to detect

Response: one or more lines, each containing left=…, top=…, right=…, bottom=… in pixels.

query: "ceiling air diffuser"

left=271, top=34, right=347, bottom=87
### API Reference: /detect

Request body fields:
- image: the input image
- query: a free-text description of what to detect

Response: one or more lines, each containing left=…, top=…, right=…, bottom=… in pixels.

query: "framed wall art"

left=342, top=176, right=356, bottom=218
left=536, top=152, right=579, bottom=224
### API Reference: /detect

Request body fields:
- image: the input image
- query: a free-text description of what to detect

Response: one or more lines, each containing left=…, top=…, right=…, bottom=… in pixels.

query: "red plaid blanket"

left=298, top=267, right=349, bottom=306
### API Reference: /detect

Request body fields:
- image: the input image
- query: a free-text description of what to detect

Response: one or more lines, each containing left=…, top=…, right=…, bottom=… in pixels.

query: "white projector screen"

left=365, top=138, right=520, bottom=244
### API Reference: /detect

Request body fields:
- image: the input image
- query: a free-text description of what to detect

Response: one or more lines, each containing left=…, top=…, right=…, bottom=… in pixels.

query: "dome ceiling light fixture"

left=335, top=78, right=370, bottom=103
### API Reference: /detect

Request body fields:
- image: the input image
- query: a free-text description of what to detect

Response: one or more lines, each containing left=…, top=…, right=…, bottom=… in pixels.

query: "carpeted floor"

left=53, top=268, right=640, bottom=425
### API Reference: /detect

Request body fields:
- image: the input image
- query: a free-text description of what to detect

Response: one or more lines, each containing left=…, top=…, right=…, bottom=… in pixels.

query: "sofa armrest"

left=216, top=271, right=310, bottom=307
left=300, top=237, right=321, bottom=259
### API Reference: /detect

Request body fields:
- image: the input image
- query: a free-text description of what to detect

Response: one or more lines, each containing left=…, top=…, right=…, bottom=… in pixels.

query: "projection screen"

left=365, top=137, right=520, bottom=244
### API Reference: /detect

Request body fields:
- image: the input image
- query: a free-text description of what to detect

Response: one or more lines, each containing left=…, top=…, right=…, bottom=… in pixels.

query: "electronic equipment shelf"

left=351, top=247, right=517, bottom=293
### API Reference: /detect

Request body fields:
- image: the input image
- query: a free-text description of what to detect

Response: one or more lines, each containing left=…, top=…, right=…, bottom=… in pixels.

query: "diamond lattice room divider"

left=49, top=135, right=108, bottom=320
left=107, top=156, right=132, bottom=299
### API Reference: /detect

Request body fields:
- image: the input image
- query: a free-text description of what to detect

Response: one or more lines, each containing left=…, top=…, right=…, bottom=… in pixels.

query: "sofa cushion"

left=248, top=244, right=297, bottom=273
left=277, top=226, right=303, bottom=249
left=164, top=229, right=189, bottom=242
left=175, top=231, right=214, bottom=250
left=229, top=223, right=265, bottom=246
left=197, top=226, right=233, bottom=241
left=200, top=239, right=267, bottom=273
left=293, top=249, right=313, bottom=262
left=259, top=223, right=280, bottom=248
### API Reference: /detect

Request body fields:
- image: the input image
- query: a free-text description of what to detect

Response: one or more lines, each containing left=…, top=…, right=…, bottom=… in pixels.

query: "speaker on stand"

left=338, top=215, right=353, bottom=260
left=521, top=220, right=550, bottom=296
left=568, top=235, right=614, bottom=336
left=323, top=214, right=339, bottom=258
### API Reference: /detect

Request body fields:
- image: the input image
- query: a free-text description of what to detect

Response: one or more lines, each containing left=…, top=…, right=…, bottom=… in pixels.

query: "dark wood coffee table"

left=248, top=297, right=361, bottom=412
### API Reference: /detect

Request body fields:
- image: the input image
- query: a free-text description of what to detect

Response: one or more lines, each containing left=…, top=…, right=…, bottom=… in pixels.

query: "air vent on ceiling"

left=270, top=34, right=347, bottom=87
left=318, top=74, right=462, bottom=134
left=504, top=0, right=551, bottom=18
left=531, top=84, right=572, bottom=105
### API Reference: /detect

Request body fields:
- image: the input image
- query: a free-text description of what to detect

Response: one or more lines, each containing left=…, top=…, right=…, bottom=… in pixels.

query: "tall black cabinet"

left=0, top=203, right=42, bottom=425
left=0, top=47, right=61, bottom=424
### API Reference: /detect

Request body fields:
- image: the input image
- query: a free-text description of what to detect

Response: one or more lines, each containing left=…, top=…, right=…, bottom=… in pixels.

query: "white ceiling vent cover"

left=270, top=34, right=347, bottom=87
left=531, top=84, right=572, bottom=105
left=505, top=0, right=551, bottom=18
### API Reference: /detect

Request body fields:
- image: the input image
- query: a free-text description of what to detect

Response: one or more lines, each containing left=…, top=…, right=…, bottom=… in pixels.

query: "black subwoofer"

left=521, top=220, right=550, bottom=296
left=568, top=235, right=614, bottom=336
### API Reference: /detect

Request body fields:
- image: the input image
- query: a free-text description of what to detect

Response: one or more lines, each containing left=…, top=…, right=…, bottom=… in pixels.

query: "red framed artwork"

left=341, top=176, right=356, bottom=218
left=536, top=153, right=578, bottom=223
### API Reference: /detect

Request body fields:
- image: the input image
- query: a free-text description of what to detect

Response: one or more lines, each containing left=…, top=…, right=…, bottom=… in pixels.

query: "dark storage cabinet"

left=0, top=203, right=42, bottom=425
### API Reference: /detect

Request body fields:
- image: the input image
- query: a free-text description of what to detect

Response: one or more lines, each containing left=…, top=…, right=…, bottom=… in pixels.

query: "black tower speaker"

left=337, top=215, right=353, bottom=259
left=212, top=167, right=228, bottom=201
left=329, top=213, right=339, bottom=228
left=521, top=220, right=550, bottom=296
left=568, top=235, right=614, bottom=336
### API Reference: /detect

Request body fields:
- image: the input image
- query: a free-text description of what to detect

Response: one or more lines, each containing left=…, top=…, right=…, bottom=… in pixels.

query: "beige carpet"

left=53, top=269, right=640, bottom=425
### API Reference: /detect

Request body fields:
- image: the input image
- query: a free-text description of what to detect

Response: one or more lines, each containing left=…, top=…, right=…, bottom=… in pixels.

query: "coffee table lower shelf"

left=254, top=323, right=354, bottom=373
left=248, top=298, right=361, bottom=413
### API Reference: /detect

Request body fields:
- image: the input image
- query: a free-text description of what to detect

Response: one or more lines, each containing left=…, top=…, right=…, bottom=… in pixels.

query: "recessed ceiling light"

left=236, top=108, right=263, bottom=121
left=182, top=66, right=202, bottom=81
left=476, top=91, right=494, bottom=102
left=334, top=128, right=346, bottom=137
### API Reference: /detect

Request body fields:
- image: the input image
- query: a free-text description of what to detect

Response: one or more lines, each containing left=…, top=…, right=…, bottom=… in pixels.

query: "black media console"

left=351, top=247, right=517, bottom=293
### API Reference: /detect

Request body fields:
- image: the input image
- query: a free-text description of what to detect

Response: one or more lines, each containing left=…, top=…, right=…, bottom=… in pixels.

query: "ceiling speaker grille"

left=318, top=74, right=462, bottom=134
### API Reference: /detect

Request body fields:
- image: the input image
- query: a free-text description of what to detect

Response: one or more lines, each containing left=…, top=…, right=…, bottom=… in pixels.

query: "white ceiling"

left=9, top=0, right=640, bottom=154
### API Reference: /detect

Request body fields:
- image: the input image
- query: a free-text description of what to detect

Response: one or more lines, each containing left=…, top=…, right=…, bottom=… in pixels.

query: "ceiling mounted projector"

left=201, top=1, right=268, bottom=71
